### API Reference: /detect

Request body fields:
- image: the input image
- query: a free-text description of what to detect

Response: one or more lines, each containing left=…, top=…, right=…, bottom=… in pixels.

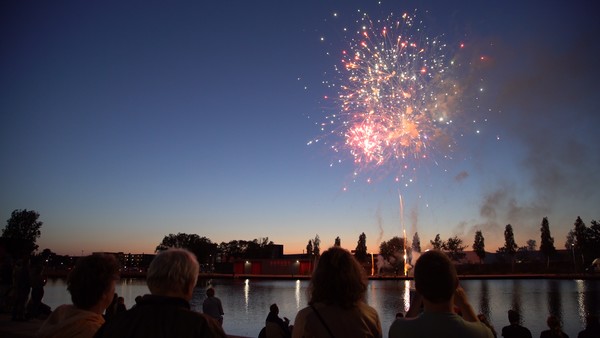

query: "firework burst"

left=314, top=11, right=473, bottom=185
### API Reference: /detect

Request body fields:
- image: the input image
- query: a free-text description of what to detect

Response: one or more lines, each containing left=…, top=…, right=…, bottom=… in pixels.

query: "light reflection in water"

left=576, top=280, right=586, bottom=324
left=403, top=280, right=411, bottom=313
left=43, top=278, right=600, bottom=337
left=244, top=279, right=250, bottom=313
left=295, top=280, right=301, bottom=309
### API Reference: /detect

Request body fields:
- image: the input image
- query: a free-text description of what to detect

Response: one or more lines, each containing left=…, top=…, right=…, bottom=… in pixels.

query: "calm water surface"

left=43, top=278, right=600, bottom=337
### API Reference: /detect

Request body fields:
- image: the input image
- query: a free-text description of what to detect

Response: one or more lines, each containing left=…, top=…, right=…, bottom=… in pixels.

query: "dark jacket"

left=94, top=295, right=226, bottom=338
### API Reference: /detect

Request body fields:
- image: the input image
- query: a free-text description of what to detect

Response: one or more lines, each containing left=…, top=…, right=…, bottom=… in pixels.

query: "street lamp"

left=571, top=243, right=576, bottom=273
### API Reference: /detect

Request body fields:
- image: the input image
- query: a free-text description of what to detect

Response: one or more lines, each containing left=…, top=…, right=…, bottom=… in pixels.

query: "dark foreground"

left=0, top=314, right=249, bottom=338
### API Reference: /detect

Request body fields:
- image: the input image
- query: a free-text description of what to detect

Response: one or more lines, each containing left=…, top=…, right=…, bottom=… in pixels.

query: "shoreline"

left=42, top=270, right=600, bottom=281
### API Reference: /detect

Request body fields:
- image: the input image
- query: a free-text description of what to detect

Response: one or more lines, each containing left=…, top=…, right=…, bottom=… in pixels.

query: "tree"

left=430, top=234, right=443, bottom=250
left=539, top=217, right=556, bottom=268
left=572, top=216, right=591, bottom=267
left=334, top=236, right=341, bottom=247
left=313, top=235, right=321, bottom=258
left=354, top=232, right=368, bottom=263
left=156, top=233, right=217, bottom=264
left=411, top=232, right=421, bottom=253
left=589, top=220, right=600, bottom=259
left=472, top=230, right=486, bottom=264
left=306, top=240, right=313, bottom=257
left=379, top=236, right=405, bottom=275
left=497, top=224, right=518, bottom=268
left=443, top=236, right=466, bottom=262
left=2, top=209, right=43, bottom=255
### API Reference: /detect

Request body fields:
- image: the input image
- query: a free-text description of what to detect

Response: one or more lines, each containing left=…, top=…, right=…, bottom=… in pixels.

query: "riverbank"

left=200, top=272, right=600, bottom=280
left=0, top=313, right=250, bottom=338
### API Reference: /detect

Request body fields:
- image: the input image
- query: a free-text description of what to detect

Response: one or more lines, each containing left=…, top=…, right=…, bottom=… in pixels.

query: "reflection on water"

left=43, top=278, right=600, bottom=337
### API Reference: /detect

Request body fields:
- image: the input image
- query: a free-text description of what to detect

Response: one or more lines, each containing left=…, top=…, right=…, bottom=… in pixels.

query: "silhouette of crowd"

left=1, top=244, right=597, bottom=338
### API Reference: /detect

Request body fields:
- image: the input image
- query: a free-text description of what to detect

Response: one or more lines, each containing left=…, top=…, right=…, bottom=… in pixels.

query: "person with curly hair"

left=37, top=253, right=120, bottom=338
left=292, top=246, right=382, bottom=338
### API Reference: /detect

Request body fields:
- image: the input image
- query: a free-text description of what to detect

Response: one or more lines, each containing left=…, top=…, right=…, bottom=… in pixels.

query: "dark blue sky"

left=2, top=1, right=599, bottom=255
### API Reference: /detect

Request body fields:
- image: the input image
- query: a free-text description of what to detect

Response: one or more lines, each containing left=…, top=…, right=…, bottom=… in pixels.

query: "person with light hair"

left=94, top=248, right=226, bottom=338
left=389, top=250, right=494, bottom=338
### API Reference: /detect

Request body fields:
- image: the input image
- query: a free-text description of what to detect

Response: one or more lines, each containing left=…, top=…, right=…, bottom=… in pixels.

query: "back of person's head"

left=546, top=315, right=561, bottom=330
left=147, top=249, right=199, bottom=297
left=68, top=254, right=119, bottom=310
left=508, top=309, right=520, bottom=324
left=414, top=250, right=457, bottom=304
left=206, top=287, right=215, bottom=297
left=309, top=246, right=367, bottom=308
left=270, top=303, right=279, bottom=313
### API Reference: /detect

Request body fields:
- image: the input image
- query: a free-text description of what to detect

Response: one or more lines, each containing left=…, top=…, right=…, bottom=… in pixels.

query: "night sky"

left=2, top=0, right=599, bottom=256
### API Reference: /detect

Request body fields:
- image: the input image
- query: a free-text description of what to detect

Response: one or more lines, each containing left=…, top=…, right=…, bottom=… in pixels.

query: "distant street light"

left=571, top=243, right=576, bottom=273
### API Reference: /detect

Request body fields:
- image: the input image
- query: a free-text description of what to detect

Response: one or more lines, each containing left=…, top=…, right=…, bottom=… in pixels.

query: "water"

left=42, top=278, right=600, bottom=337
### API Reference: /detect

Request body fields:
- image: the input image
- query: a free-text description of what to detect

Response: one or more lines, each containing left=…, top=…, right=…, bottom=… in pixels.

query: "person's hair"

left=414, top=250, right=457, bottom=303
left=270, top=303, right=278, bottom=313
left=308, top=246, right=367, bottom=308
left=546, top=315, right=562, bottom=335
left=147, top=249, right=199, bottom=296
left=206, top=287, right=215, bottom=297
left=508, top=309, right=520, bottom=324
left=67, top=254, right=119, bottom=310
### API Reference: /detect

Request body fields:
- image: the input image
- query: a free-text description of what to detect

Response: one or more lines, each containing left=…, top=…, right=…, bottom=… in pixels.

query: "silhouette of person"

left=202, top=287, right=224, bottom=326
left=37, top=253, right=120, bottom=338
left=11, top=255, right=31, bottom=321
left=26, top=260, right=51, bottom=318
left=116, top=296, right=126, bottom=314
left=540, top=315, right=569, bottom=338
left=94, top=248, right=226, bottom=338
left=389, top=250, right=494, bottom=338
left=266, top=303, right=291, bottom=338
left=501, top=309, right=532, bottom=338
left=292, top=246, right=382, bottom=338
left=578, top=314, right=600, bottom=338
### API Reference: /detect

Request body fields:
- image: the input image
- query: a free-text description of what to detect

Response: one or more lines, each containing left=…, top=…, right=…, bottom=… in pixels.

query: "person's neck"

left=423, top=298, right=454, bottom=313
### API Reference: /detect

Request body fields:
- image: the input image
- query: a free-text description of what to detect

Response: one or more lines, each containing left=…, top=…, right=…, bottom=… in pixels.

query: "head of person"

left=67, top=254, right=120, bottom=313
left=546, top=315, right=561, bottom=330
left=308, top=246, right=367, bottom=308
left=270, top=303, right=279, bottom=314
left=508, top=309, right=520, bottom=324
left=414, top=250, right=458, bottom=304
left=146, top=249, right=199, bottom=301
left=206, top=287, right=215, bottom=297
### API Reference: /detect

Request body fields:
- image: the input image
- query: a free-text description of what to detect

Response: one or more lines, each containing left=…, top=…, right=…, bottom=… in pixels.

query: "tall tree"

left=2, top=209, right=43, bottom=255
left=334, top=236, right=341, bottom=247
left=313, top=235, right=321, bottom=257
left=497, top=224, right=518, bottom=269
left=473, top=230, right=486, bottom=264
left=539, top=217, right=556, bottom=268
left=443, top=236, right=467, bottom=262
left=411, top=232, right=421, bottom=253
left=572, top=216, right=590, bottom=267
left=354, top=232, right=368, bottom=263
left=306, top=240, right=313, bottom=257
left=589, top=220, right=600, bottom=259
left=430, top=234, right=443, bottom=250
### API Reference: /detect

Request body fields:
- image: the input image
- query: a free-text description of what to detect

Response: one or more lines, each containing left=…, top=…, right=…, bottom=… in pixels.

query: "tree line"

left=2, top=209, right=599, bottom=272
